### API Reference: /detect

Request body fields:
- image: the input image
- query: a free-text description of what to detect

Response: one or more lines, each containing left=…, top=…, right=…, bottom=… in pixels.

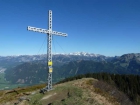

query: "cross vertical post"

left=47, top=10, right=53, bottom=91
left=27, top=10, right=68, bottom=92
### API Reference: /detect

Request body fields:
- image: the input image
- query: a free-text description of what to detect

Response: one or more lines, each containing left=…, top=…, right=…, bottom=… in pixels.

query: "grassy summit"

left=0, top=78, right=133, bottom=105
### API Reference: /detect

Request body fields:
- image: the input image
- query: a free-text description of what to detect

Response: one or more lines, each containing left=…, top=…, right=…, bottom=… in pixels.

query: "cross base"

left=39, top=87, right=53, bottom=94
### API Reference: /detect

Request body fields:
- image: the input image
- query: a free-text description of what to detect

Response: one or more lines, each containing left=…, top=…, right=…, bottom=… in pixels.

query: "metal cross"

left=27, top=10, right=68, bottom=92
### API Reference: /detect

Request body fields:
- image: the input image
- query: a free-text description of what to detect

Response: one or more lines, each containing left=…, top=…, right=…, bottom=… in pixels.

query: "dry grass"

left=93, top=80, right=134, bottom=105
left=94, top=87, right=119, bottom=105
left=0, top=83, right=46, bottom=104
left=41, top=84, right=84, bottom=105
left=71, top=78, right=115, bottom=105
left=0, top=90, right=4, bottom=97
left=0, top=78, right=134, bottom=105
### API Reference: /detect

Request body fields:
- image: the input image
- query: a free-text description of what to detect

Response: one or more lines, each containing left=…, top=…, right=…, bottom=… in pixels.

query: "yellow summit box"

left=48, top=62, right=53, bottom=66
left=49, top=68, right=53, bottom=73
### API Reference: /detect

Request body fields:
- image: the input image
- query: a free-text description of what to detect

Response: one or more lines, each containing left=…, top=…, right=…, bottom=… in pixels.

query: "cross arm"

left=52, top=31, right=68, bottom=37
left=27, top=26, right=49, bottom=34
left=27, top=26, right=68, bottom=37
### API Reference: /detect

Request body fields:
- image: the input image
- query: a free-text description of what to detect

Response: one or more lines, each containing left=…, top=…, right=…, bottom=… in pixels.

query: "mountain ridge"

left=4, top=53, right=140, bottom=85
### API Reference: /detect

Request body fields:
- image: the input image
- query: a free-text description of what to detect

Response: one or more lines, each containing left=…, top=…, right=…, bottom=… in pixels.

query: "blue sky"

left=0, top=0, right=140, bottom=56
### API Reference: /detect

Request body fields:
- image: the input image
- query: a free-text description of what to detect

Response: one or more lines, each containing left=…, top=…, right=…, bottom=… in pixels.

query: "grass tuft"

left=29, top=93, right=43, bottom=105
left=0, top=83, right=46, bottom=104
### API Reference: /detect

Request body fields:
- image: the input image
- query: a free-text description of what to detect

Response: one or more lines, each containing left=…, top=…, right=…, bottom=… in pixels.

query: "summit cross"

left=27, top=10, right=68, bottom=92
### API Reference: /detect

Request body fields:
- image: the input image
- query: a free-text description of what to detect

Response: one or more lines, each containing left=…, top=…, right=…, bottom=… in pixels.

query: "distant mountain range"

left=3, top=53, right=140, bottom=84
left=0, top=52, right=115, bottom=68
left=0, top=52, right=112, bottom=62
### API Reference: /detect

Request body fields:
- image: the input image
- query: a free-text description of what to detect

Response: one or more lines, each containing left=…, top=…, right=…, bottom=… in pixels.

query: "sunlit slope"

left=0, top=78, right=133, bottom=105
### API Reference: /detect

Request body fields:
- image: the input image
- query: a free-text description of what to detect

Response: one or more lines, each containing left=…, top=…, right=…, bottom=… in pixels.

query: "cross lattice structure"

left=27, top=10, right=68, bottom=92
